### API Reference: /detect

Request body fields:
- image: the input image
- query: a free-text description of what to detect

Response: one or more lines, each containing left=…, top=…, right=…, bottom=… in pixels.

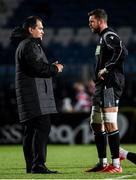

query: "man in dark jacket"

left=11, top=16, right=63, bottom=174
left=85, top=9, right=128, bottom=173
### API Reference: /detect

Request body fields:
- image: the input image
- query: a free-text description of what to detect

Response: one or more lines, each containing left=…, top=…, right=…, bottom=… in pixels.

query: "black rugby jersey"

left=94, top=27, right=128, bottom=80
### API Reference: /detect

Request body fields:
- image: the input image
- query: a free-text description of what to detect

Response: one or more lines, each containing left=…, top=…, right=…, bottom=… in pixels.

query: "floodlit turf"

left=0, top=144, right=136, bottom=179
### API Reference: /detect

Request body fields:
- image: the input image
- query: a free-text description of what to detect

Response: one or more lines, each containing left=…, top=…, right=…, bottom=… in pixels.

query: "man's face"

left=89, top=15, right=101, bottom=34
left=29, top=20, right=44, bottom=40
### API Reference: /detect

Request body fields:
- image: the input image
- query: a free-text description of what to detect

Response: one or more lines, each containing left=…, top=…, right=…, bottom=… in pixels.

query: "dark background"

left=0, top=0, right=136, bottom=143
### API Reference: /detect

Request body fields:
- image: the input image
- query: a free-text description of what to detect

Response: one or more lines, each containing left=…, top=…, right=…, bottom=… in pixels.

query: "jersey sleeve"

left=104, top=32, right=124, bottom=71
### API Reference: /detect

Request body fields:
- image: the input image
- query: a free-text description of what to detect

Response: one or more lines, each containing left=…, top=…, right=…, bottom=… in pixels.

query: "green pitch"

left=0, top=144, right=136, bottom=179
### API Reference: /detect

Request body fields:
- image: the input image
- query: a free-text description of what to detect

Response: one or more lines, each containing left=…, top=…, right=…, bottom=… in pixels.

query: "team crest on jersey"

left=110, top=35, right=114, bottom=40
left=95, top=45, right=101, bottom=55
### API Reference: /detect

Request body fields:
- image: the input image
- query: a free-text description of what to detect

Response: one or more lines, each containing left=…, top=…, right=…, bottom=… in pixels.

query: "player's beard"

left=92, top=27, right=100, bottom=34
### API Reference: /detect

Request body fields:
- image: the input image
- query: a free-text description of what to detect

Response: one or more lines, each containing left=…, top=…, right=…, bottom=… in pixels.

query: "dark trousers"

left=22, top=114, right=51, bottom=171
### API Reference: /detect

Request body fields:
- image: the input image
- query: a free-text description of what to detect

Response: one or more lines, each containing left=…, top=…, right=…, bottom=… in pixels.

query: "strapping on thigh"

left=90, top=106, right=103, bottom=124
left=102, top=112, right=117, bottom=123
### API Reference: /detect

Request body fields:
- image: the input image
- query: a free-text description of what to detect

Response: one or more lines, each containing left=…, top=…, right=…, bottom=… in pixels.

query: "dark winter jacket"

left=15, top=37, right=59, bottom=122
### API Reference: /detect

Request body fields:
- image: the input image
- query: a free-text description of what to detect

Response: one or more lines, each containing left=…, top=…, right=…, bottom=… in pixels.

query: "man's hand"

left=98, top=68, right=108, bottom=80
left=55, top=64, right=64, bottom=72
left=52, top=61, right=64, bottom=73
left=54, top=64, right=64, bottom=73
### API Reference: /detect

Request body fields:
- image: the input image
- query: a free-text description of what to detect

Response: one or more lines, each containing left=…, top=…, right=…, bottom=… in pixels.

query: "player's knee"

left=91, top=123, right=104, bottom=133
left=104, top=123, right=118, bottom=132
left=102, top=111, right=118, bottom=132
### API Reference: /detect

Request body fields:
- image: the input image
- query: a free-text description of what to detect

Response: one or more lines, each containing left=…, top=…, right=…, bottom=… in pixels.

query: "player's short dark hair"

left=88, top=9, right=108, bottom=22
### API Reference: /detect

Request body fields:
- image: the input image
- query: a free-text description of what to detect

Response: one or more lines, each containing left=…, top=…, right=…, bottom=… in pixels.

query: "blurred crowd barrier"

left=0, top=107, right=136, bottom=144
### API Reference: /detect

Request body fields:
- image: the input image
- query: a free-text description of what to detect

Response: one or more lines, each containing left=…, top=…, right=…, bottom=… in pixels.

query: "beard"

left=91, top=27, right=100, bottom=34
left=92, top=28, right=100, bottom=34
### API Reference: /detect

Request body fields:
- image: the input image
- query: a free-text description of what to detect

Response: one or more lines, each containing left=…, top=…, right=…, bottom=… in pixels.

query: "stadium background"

left=0, top=0, right=136, bottom=144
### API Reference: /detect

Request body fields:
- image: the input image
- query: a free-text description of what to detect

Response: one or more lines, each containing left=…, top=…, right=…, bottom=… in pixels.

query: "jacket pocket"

left=44, top=80, right=47, bottom=93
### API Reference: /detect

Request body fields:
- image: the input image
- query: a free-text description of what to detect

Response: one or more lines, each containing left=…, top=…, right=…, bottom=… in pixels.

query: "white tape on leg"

left=102, top=112, right=117, bottom=123
left=90, top=106, right=103, bottom=124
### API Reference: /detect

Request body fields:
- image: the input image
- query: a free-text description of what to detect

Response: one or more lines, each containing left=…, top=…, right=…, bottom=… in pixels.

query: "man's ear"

left=28, top=27, right=33, bottom=34
left=100, top=18, right=105, bottom=25
left=98, top=19, right=102, bottom=25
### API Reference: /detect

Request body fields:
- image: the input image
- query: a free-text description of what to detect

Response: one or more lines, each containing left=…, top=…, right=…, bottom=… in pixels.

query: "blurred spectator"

left=61, top=97, right=73, bottom=112
left=73, top=81, right=92, bottom=112
left=86, top=79, right=96, bottom=101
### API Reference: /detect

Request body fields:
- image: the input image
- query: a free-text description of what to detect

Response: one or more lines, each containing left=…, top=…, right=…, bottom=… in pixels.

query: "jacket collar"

left=29, top=37, right=42, bottom=45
